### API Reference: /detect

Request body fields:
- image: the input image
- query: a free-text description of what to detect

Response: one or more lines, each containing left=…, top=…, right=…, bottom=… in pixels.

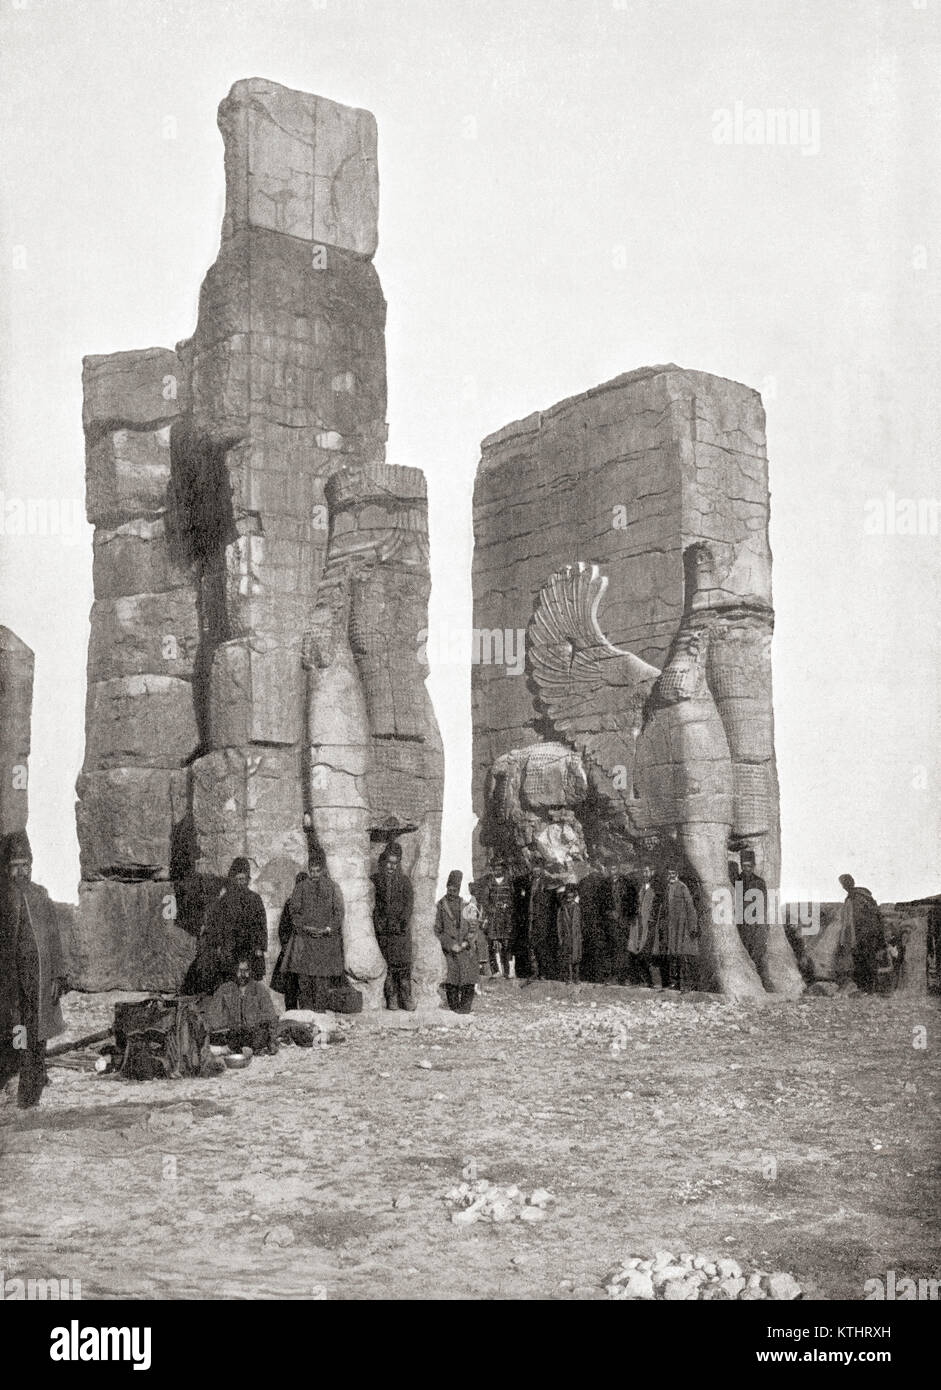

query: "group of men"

left=461, top=857, right=701, bottom=992
left=0, top=823, right=904, bottom=1110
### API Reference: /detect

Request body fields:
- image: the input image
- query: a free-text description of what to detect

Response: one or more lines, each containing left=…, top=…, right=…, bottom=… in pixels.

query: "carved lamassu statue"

left=303, top=463, right=443, bottom=1009
left=484, top=742, right=589, bottom=880
left=515, top=543, right=802, bottom=998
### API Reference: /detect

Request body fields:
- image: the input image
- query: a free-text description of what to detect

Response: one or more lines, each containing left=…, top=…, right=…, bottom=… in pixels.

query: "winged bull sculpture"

left=526, top=544, right=803, bottom=998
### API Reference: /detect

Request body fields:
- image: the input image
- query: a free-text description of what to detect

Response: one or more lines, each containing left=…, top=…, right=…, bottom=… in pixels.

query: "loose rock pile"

left=444, top=1179, right=555, bottom=1226
left=606, top=1250, right=803, bottom=1300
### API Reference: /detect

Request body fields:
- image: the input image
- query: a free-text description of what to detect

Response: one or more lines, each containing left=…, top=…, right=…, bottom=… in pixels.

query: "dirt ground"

left=1, top=980, right=939, bottom=1301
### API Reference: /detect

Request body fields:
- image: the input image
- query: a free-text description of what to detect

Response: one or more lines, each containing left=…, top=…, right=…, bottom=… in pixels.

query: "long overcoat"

left=372, top=869, right=414, bottom=968
left=280, top=876, right=345, bottom=978
left=658, top=880, right=699, bottom=957
left=434, top=894, right=478, bottom=986
left=0, top=882, right=66, bottom=1042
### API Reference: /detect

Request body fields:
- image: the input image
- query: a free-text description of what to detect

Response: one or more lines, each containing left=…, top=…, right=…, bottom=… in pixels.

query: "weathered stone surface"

left=86, top=425, right=172, bottom=524
left=83, top=675, right=198, bottom=770
left=208, top=637, right=304, bottom=747
left=304, top=463, right=444, bottom=1008
left=75, top=80, right=440, bottom=1004
left=92, top=517, right=193, bottom=600
left=87, top=590, right=199, bottom=683
left=66, top=880, right=196, bottom=991
left=473, top=365, right=794, bottom=998
left=75, top=767, right=189, bottom=878
left=0, top=626, right=33, bottom=836
left=218, top=77, right=379, bottom=256
left=190, top=745, right=308, bottom=964
left=889, top=909, right=928, bottom=995
left=82, top=347, right=187, bottom=440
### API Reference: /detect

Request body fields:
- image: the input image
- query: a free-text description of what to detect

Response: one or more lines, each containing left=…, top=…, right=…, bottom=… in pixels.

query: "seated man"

left=205, top=959, right=279, bottom=1055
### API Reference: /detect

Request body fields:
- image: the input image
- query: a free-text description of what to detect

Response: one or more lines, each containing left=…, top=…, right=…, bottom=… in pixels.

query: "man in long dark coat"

left=527, top=872, right=558, bottom=981
left=578, top=862, right=613, bottom=982
left=733, top=848, right=769, bottom=969
left=435, top=870, right=477, bottom=1012
left=270, top=871, right=308, bottom=1009
left=193, top=857, right=269, bottom=994
left=838, top=873, right=889, bottom=993
left=372, top=841, right=415, bottom=1011
left=659, top=868, right=699, bottom=990
left=0, top=831, right=68, bottom=1109
left=626, top=863, right=657, bottom=987
left=556, top=882, right=583, bottom=984
left=280, top=857, right=345, bottom=1011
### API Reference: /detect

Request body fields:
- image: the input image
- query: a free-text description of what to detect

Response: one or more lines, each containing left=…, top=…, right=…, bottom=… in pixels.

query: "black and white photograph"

left=0, top=0, right=938, bottom=1351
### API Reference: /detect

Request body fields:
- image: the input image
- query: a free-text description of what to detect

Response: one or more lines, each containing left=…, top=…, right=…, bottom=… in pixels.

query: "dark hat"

left=379, top=841, right=403, bottom=864
left=2, top=829, right=32, bottom=865
left=228, top=856, right=251, bottom=878
left=446, top=870, right=463, bottom=890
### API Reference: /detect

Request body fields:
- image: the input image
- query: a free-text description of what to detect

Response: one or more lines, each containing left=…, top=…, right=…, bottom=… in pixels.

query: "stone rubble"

left=444, top=1179, right=556, bottom=1226
left=606, top=1250, right=803, bottom=1301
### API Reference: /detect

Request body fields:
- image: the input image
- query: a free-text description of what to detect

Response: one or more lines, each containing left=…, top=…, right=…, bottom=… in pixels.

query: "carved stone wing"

left=527, top=563, right=661, bottom=807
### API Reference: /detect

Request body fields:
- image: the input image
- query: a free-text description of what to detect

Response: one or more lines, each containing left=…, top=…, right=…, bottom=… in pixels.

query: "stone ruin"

left=472, top=366, right=802, bottom=998
left=72, top=79, right=443, bottom=1007
left=0, top=626, right=33, bottom=842
left=22, top=80, right=927, bottom=1005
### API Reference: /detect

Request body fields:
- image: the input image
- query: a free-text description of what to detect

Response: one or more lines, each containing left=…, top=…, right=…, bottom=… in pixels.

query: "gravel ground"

left=1, top=979, right=938, bottom=1300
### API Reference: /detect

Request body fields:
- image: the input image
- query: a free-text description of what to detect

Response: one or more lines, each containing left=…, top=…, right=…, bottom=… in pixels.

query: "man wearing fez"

left=733, top=848, right=769, bottom=969
left=372, top=841, right=415, bottom=1011
left=435, top=870, right=478, bottom=1012
left=660, top=866, right=700, bottom=991
left=194, top=856, right=268, bottom=994
left=280, top=853, right=346, bottom=1011
left=479, top=855, right=515, bottom=978
left=0, top=831, right=68, bottom=1109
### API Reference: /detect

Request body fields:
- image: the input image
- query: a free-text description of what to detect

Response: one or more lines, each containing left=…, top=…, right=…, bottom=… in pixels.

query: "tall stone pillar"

left=304, top=463, right=444, bottom=1008
left=73, top=79, right=442, bottom=995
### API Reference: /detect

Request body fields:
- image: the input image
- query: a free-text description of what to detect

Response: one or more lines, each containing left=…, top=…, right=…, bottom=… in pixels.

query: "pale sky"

left=0, top=0, right=938, bottom=906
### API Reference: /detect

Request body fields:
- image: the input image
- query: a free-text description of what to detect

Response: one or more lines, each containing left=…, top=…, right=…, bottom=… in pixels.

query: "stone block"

left=218, top=77, right=378, bottom=257
left=83, top=347, right=187, bottom=440
left=86, top=425, right=172, bottom=524
left=87, top=590, right=199, bottom=682
left=75, top=767, right=189, bottom=877
left=191, top=746, right=304, bottom=866
left=0, top=626, right=33, bottom=835
left=67, top=880, right=196, bottom=991
left=92, top=517, right=193, bottom=600
left=208, top=637, right=303, bottom=747
left=83, top=675, right=198, bottom=770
